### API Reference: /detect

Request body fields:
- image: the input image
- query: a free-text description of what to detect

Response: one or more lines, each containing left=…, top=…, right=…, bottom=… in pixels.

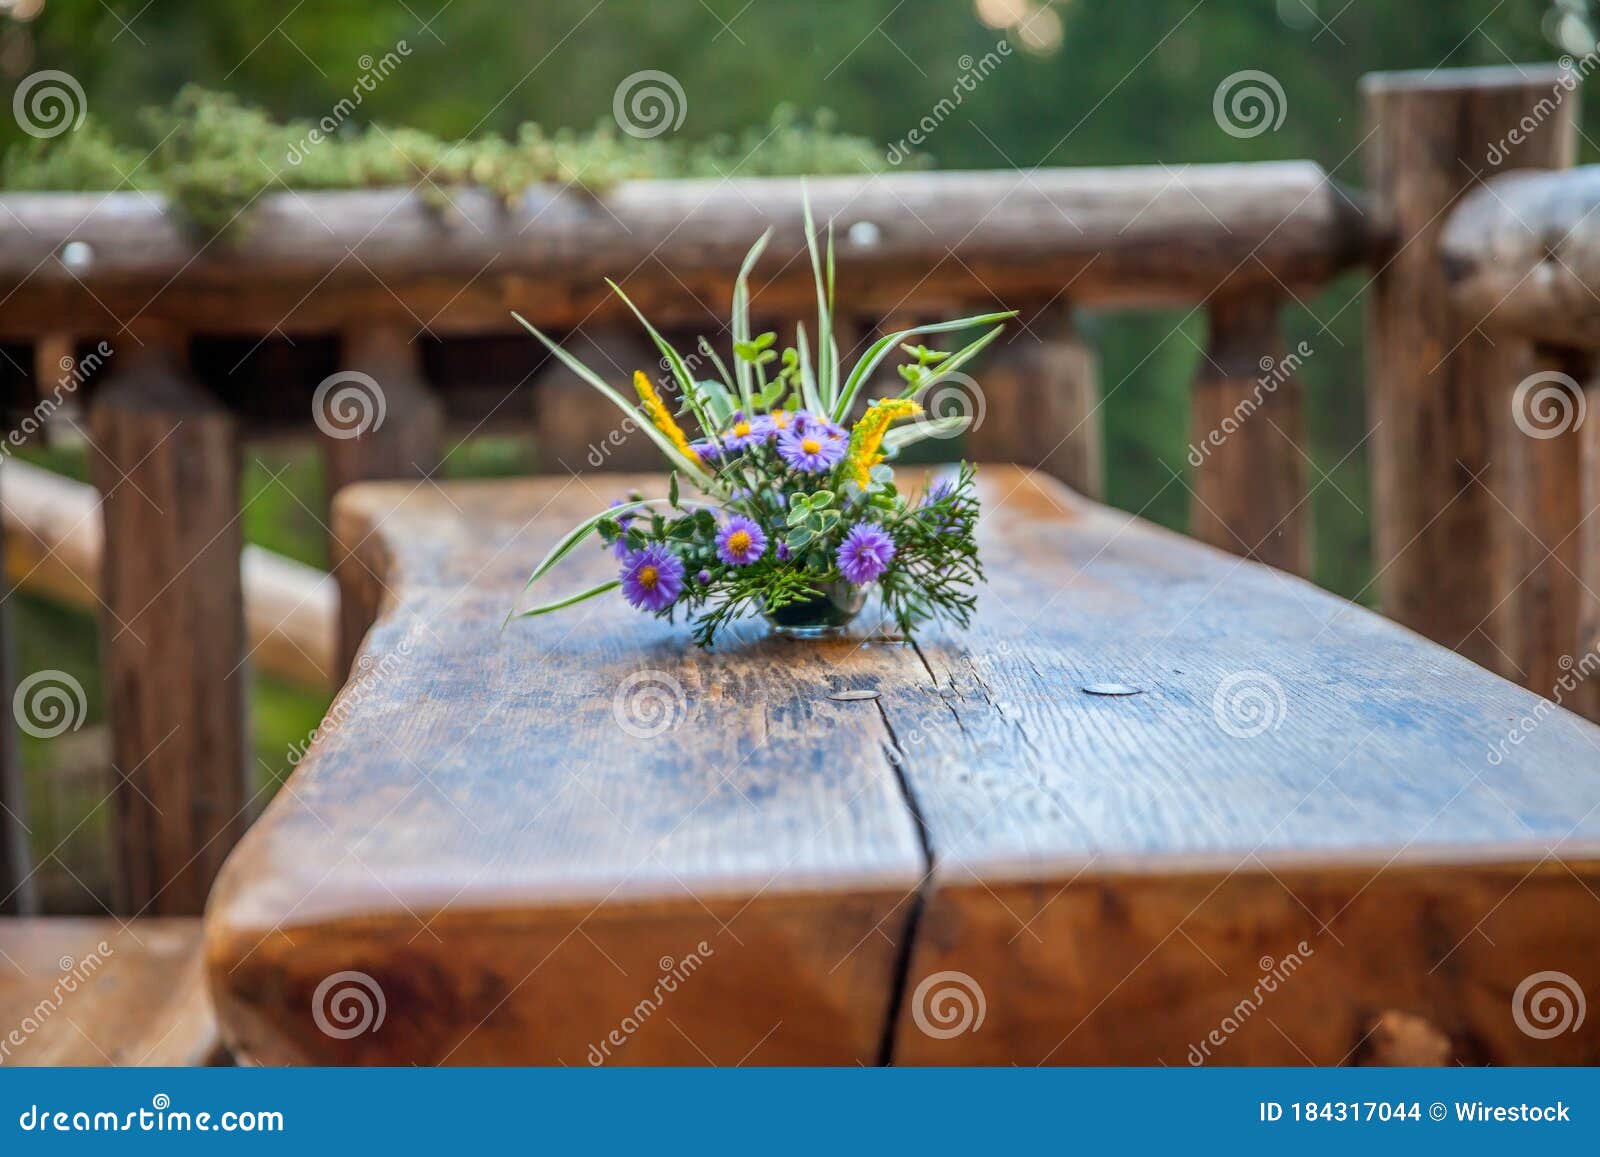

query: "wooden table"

left=1, top=918, right=220, bottom=1065
left=204, top=467, right=1600, bottom=1065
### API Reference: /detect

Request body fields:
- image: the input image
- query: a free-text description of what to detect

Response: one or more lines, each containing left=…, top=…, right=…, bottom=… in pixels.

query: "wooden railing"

left=0, top=63, right=1590, bottom=917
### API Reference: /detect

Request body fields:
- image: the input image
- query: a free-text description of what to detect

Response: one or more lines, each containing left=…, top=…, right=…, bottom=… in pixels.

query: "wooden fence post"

left=323, top=323, right=442, bottom=675
left=966, top=306, right=1103, bottom=499
left=532, top=326, right=661, bottom=474
left=1574, top=373, right=1600, bottom=720
left=1363, top=65, right=1576, bottom=671
left=89, top=330, right=248, bottom=915
left=0, top=496, right=36, bottom=915
left=1188, top=294, right=1310, bottom=575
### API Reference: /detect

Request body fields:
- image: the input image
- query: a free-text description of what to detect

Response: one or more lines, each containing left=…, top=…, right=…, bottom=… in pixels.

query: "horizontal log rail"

left=0, top=163, right=1371, bottom=336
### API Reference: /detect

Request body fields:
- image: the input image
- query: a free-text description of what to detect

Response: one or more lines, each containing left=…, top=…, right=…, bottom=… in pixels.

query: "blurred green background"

left=2, top=0, right=1595, bottom=904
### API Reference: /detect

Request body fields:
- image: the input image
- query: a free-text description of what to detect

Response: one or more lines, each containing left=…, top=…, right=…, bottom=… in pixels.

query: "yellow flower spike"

left=632, top=370, right=702, bottom=467
left=845, top=398, right=922, bottom=488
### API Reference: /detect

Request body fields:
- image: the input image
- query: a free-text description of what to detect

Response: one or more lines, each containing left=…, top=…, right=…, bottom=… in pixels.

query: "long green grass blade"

left=731, top=229, right=772, bottom=412
left=831, top=310, right=1017, bottom=424
left=514, top=579, right=621, bottom=618
left=512, top=313, right=709, bottom=482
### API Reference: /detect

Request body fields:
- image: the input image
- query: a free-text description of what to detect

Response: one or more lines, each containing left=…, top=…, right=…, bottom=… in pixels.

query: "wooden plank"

left=884, top=470, right=1600, bottom=1064
left=0, top=164, right=1372, bottom=337
left=1188, top=294, right=1309, bottom=575
left=207, top=466, right=1600, bottom=1065
left=1363, top=64, right=1576, bottom=674
left=0, top=918, right=221, bottom=1065
left=89, top=340, right=249, bottom=916
left=206, top=476, right=927, bottom=1065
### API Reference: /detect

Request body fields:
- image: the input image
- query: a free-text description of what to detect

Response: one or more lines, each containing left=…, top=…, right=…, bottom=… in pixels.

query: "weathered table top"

left=205, top=466, right=1600, bottom=1065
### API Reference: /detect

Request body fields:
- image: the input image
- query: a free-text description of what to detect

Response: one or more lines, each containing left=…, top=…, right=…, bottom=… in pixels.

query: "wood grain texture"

left=1363, top=65, right=1576, bottom=674
left=1442, top=165, right=1600, bottom=349
left=0, top=165, right=1371, bottom=337
left=207, top=476, right=926, bottom=1065
left=207, top=467, right=1600, bottom=1065
left=1188, top=294, right=1309, bottom=576
left=883, top=470, right=1600, bottom=1064
left=1492, top=347, right=1590, bottom=712
left=90, top=344, right=249, bottom=916
left=0, top=918, right=222, bottom=1065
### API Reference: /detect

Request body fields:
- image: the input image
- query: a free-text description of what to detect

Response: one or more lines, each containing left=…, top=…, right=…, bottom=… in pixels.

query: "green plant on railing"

left=0, top=87, right=922, bottom=234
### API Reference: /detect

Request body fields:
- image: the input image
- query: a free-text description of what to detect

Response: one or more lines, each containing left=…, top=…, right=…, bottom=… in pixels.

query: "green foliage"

left=0, top=87, right=909, bottom=234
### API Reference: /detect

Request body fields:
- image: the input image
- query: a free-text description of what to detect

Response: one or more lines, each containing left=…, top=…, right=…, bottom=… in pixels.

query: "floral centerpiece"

left=511, top=199, right=1012, bottom=647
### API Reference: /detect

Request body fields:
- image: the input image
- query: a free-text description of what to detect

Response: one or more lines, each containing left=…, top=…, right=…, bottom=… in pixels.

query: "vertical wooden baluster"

left=0, top=481, right=36, bottom=915
left=89, top=328, right=247, bottom=915
left=1495, top=346, right=1588, bottom=708
left=323, top=323, right=442, bottom=675
left=531, top=327, right=660, bottom=475
left=1363, top=66, right=1576, bottom=672
left=1188, top=294, right=1310, bottom=575
left=1574, top=371, right=1600, bottom=720
left=966, top=305, right=1103, bottom=499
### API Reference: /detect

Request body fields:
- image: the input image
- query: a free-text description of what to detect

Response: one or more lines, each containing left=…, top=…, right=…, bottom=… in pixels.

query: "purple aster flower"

left=620, top=542, right=685, bottom=612
left=921, top=478, right=967, bottom=534
left=720, top=412, right=764, bottom=452
left=715, top=514, right=768, bottom=566
left=688, top=439, right=724, bottom=463
left=775, top=541, right=791, bottom=562
left=609, top=499, right=637, bottom=559
left=763, top=409, right=801, bottom=439
left=837, top=522, right=896, bottom=585
left=777, top=426, right=848, bottom=473
left=794, top=412, right=847, bottom=444
left=696, top=569, right=712, bottom=585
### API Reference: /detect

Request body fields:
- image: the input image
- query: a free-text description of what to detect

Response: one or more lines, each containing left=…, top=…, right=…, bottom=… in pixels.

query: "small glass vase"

left=764, top=581, right=868, bottom=639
